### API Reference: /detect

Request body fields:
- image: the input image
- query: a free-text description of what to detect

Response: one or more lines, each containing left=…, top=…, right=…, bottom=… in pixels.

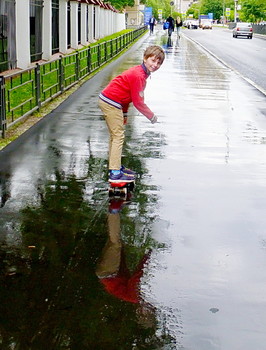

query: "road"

left=1, top=28, right=266, bottom=349
left=183, top=26, right=266, bottom=94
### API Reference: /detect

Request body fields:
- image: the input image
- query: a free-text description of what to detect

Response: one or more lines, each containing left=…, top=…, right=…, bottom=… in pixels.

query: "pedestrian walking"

left=149, top=16, right=156, bottom=35
left=166, top=15, right=175, bottom=37
left=98, top=46, right=165, bottom=182
left=175, top=16, right=183, bottom=38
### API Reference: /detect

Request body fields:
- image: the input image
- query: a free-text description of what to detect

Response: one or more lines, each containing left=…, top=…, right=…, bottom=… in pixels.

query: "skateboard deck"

left=108, top=180, right=135, bottom=197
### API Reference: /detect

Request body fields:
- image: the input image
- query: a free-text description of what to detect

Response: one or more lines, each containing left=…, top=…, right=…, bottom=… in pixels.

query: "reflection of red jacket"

left=99, top=64, right=154, bottom=120
left=100, top=274, right=141, bottom=304
left=100, top=252, right=150, bottom=304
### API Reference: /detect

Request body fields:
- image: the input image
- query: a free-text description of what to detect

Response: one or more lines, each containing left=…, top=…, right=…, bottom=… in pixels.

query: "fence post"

left=59, top=55, right=64, bottom=92
left=87, top=47, right=91, bottom=73
left=35, top=63, right=41, bottom=110
left=75, top=51, right=80, bottom=81
left=110, top=39, right=113, bottom=59
left=0, top=76, right=7, bottom=138
left=105, top=42, right=107, bottom=61
left=97, top=44, right=101, bottom=68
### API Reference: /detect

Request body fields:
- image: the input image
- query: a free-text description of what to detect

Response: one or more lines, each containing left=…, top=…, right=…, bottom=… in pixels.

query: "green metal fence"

left=0, top=27, right=147, bottom=138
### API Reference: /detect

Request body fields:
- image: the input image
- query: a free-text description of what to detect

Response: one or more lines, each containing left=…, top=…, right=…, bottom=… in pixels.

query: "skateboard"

left=108, top=180, right=135, bottom=197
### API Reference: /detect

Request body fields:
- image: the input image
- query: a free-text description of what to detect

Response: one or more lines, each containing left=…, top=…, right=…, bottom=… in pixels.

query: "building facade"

left=125, top=0, right=144, bottom=27
left=175, top=0, right=194, bottom=14
left=0, top=0, right=126, bottom=73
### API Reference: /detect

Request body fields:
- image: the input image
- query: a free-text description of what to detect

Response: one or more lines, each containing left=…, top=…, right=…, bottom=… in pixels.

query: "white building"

left=175, top=0, right=195, bottom=14
left=125, top=0, right=145, bottom=27
left=0, top=0, right=126, bottom=73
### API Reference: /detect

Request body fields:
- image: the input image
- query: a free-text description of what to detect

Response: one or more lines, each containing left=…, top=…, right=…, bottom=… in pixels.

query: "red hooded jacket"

left=99, top=63, right=154, bottom=120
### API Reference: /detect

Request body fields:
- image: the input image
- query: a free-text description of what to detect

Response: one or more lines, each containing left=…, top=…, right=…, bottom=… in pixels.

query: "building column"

left=105, top=10, right=109, bottom=36
left=16, top=0, right=31, bottom=68
left=111, top=11, right=115, bottom=34
left=59, top=0, right=68, bottom=53
left=42, top=0, right=52, bottom=60
left=87, top=5, right=94, bottom=42
left=116, top=13, right=126, bottom=32
left=80, top=3, right=87, bottom=45
left=70, top=1, right=78, bottom=49
left=100, top=8, right=105, bottom=37
left=94, top=5, right=100, bottom=39
left=108, top=11, right=112, bottom=35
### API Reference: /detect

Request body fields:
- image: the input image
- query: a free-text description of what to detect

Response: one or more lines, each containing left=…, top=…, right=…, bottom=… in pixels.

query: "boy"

left=98, top=45, right=165, bottom=182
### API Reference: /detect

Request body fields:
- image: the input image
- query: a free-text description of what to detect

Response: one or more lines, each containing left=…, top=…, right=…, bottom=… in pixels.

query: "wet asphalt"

left=1, top=28, right=266, bottom=349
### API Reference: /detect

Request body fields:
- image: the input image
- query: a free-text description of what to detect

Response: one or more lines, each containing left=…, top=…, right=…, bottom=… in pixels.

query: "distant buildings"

left=176, top=0, right=196, bottom=14
left=125, top=0, right=145, bottom=27
left=124, top=0, right=194, bottom=28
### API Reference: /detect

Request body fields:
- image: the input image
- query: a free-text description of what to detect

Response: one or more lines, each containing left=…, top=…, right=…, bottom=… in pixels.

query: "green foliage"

left=200, top=0, right=224, bottom=20
left=241, top=0, right=266, bottom=22
left=109, top=0, right=135, bottom=10
left=186, top=0, right=266, bottom=22
left=187, top=2, right=201, bottom=18
left=144, top=0, right=174, bottom=20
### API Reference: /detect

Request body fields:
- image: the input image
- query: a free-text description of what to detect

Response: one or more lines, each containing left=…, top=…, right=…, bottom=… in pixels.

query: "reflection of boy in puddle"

left=96, top=199, right=151, bottom=304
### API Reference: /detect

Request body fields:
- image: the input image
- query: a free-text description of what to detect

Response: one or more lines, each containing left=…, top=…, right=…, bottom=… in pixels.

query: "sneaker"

left=109, top=171, right=135, bottom=183
left=120, top=165, right=136, bottom=176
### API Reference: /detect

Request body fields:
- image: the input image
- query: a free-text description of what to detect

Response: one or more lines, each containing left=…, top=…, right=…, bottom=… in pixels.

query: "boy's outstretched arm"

left=131, top=77, right=157, bottom=123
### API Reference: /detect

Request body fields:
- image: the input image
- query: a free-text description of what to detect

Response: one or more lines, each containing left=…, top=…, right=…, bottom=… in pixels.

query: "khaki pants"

left=98, top=99, right=125, bottom=170
left=96, top=212, right=121, bottom=278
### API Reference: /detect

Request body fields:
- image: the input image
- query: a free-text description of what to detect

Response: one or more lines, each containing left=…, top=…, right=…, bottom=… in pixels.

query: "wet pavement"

left=1, top=28, right=266, bottom=349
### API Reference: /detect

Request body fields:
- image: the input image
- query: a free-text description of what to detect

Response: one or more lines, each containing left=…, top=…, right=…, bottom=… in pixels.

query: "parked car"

left=201, top=21, right=212, bottom=29
left=184, top=19, right=199, bottom=29
left=232, top=22, right=253, bottom=39
left=188, top=20, right=199, bottom=29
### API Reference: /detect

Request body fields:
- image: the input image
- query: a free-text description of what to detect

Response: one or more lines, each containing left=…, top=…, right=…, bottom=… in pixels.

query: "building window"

left=30, top=0, right=43, bottom=62
left=0, top=0, right=16, bottom=73
left=52, top=0, right=59, bottom=54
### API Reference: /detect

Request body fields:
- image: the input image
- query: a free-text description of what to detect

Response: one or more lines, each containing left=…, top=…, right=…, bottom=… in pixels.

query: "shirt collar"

left=141, top=62, right=150, bottom=77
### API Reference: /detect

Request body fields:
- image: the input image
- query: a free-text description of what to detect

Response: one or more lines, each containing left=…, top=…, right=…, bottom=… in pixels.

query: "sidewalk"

left=1, top=29, right=266, bottom=349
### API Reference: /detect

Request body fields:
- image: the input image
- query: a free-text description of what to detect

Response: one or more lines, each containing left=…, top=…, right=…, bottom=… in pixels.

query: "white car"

left=202, top=21, right=212, bottom=29
left=232, top=22, right=253, bottom=39
left=184, top=20, right=199, bottom=29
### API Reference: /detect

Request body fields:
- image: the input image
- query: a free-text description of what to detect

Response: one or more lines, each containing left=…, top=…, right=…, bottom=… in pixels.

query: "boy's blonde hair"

left=144, top=45, right=165, bottom=65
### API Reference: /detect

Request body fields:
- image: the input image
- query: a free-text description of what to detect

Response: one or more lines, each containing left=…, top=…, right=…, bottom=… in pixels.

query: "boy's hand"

left=150, top=115, right=158, bottom=124
left=123, top=112, right=128, bottom=125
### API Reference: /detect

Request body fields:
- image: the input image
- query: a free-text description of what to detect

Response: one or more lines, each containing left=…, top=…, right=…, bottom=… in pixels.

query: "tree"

left=186, top=0, right=266, bottom=22
left=142, top=0, right=173, bottom=20
left=200, top=0, right=224, bottom=20
left=109, top=0, right=135, bottom=10
left=240, top=0, right=266, bottom=22
left=187, top=2, right=201, bottom=19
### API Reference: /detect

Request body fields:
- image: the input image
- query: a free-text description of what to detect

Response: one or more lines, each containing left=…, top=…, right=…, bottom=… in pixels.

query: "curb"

left=184, top=34, right=266, bottom=97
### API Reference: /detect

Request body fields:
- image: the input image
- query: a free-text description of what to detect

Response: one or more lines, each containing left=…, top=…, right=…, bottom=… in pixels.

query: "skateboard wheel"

left=128, top=182, right=135, bottom=191
left=108, top=187, right=127, bottom=197
left=122, top=187, right=127, bottom=196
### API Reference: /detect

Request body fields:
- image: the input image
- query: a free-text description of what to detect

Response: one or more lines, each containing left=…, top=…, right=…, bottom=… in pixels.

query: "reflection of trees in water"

left=0, top=162, right=174, bottom=349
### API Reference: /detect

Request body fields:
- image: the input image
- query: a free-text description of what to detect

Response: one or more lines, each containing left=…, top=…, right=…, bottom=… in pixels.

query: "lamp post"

left=234, top=0, right=238, bottom=22
left=222, top=0, right=225, bottom=24
left=170, top=1, right=174, bottom=15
